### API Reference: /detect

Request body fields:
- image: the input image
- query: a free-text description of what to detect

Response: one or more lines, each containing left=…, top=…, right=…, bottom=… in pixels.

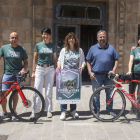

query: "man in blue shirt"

left=86, top=30, right=119, bottom=117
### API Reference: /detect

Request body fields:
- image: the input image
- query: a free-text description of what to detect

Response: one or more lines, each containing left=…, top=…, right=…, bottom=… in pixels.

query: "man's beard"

left=98, top=40, right=106, bottom=44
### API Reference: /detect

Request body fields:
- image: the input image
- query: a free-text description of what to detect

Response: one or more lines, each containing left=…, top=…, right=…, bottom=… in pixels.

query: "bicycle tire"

left=89, top=85, right=126, bottom=122
left=9, top=86, right=45, bottom=122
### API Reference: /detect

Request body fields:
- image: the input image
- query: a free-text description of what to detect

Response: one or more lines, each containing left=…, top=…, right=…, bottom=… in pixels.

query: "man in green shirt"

left=0, top=32, right=28, bottom=119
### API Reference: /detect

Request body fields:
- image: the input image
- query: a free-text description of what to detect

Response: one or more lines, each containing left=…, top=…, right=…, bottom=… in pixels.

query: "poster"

left=56, top=69, right=81, bottom=104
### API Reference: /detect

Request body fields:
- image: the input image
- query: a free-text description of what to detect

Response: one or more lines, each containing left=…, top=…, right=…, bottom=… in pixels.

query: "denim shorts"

left=1, top=74, right=20, bottom=91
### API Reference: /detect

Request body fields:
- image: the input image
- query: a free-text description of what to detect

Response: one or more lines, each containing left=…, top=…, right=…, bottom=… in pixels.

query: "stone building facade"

left=0, top=0, right=140, bottom=85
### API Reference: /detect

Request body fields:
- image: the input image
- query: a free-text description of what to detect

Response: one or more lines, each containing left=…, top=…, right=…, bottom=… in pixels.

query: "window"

left=59, top=5, right=85, bottom=18
left=57, top=4, right=101, bottom=20
left=88, top=7, right=100, bottom=19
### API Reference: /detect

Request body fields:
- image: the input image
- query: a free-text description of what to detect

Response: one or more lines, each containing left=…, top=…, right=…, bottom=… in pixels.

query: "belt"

left=37, top=63, right=53, bottom=68
left=93, top=71, right=109, bottom=74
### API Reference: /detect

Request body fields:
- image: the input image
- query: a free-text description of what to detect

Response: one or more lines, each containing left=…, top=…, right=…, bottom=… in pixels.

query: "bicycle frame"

left=0, top=81, right=27, bottom=106
left=107, top=79, right=140, bottom=110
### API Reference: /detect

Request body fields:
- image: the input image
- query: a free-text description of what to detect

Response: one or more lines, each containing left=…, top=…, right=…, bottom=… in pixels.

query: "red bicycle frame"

left=0, top=80, right=27, bottom=106
left=107, top=79, right=140, bottom=110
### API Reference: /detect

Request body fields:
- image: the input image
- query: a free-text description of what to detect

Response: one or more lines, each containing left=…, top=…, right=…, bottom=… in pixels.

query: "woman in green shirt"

left=127, top=35, right=140, bottom=117
left=30, top=28, right=57, bottom=118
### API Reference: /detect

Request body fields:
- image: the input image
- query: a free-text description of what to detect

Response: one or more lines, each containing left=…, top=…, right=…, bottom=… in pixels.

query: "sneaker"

left=108, top=112, right=117, bottom=117
left=94, top=109, right=97, bottom=113
left=136, top=112, right=140, bottom=119
left=30, top=113, right=38, bottom=119
left=129, top=107, right=135, bottom=114
left=70, top=110, right=79, bottom=118
left=12, top=111, right=17, bottom=120
left=12, top=115, right=16, bottom=120
left=0, top=112, right=8, bottom=119
left=47, top=112, right=52, bottom=118
left=60, top=112, right=66, bottom=120
left=96, top=111, right=100, bottom=117
left=129, top=104, right=136, bottom=114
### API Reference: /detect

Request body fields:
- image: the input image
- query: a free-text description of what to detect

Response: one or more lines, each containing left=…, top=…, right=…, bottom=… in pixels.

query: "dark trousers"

left=129, top=73, right=140, bottom=96
left=60, top=104, right=76, bottom=112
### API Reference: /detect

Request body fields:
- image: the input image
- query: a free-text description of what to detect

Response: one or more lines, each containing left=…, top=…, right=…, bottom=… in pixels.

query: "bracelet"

left=89, top=72, right=92, bottom=75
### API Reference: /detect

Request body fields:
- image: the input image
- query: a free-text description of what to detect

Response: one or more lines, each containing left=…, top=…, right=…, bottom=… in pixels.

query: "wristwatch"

left=89, top=72, right=92, bottom=75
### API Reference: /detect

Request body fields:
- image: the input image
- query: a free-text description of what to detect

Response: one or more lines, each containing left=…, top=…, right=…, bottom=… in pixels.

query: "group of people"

left=0, top=27, right=139, bottom=121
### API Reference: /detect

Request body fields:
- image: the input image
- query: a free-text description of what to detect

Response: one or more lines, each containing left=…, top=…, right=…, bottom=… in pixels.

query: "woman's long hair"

left=138, top=35, right=140, bottom=46
left=64, top=32, right=79, bottom=52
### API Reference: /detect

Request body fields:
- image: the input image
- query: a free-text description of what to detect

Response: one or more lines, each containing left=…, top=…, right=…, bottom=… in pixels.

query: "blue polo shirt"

left=86, top=43, right=119, bottom=73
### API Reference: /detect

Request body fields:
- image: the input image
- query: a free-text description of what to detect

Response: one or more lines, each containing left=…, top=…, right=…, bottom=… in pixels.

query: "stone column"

left=32, top=0, right=53, bottom=86
left=107, top=0, right=117, bottom=50
left=116, top=0, right=126, bottom=74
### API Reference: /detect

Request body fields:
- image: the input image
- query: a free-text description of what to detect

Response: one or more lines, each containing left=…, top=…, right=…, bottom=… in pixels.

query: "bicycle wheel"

left=9, top=86, right=45, bottom=122
left=89, top=85, right=126, bottom=122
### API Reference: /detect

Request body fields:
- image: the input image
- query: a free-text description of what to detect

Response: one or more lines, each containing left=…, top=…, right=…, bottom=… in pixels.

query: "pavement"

left=0, top=83, right=140, bottom=140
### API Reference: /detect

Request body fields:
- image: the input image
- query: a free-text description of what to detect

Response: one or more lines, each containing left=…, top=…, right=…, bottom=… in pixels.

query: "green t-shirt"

left=34, top=42, right=56, bottom=65
left=130, top=47, right=140, bottom=74
left=0, top=44, right=28, bottom=74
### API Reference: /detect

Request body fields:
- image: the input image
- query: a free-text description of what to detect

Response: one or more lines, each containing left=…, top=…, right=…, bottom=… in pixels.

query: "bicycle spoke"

left=89, top=86, right=126, bottom=122
left=9, top=86, right=45, bottom=122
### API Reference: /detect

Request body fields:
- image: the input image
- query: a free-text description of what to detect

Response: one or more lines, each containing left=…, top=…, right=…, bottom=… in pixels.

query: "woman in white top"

left=57, top=32, right=86, bottom=120
left=31, top=28, right=57, bottom=118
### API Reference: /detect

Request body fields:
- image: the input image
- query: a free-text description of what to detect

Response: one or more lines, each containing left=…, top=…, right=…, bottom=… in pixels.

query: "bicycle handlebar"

left=12, top=70, right=30, bottom=84
left=108, top=73, right=122, bottom=84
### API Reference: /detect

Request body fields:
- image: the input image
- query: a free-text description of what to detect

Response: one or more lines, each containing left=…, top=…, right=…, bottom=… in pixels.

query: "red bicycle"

left=0, top=71, right=45, bottom=122
left=89, top=73, right=140, bottom=122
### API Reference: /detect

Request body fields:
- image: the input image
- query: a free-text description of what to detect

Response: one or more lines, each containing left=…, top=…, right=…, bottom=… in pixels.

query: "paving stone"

left=12, top=123, right=28, bottom=133
left=42, top=126, right=52, bottom=137
left=8, top=133, right=22, bottom=140
left=130, top=139, right=140, bottom=140
left=42, top=137, right=52, bottom=140
left=21, top=134, right=42, bottom=140
left=92, top=126, right=109, bottom=139
left=106, top=129, right=129, bottom=139
left=0, top=135, right=9, bottom=140
left=66, top=136, right=85, bottom=140
left=121, top=125, right=138, bottom=138
left=0, top=84, right=140, bottom=140
left=23, top=125, right=43, bottom=135
left=0, top=123, right=16, bottom=135
left=82, top=125, right=96, bottom=140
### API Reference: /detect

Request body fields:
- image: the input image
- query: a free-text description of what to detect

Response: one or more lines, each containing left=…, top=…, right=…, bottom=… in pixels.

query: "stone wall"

left=116, top=0, right=126, bottom=74
left=124, top=0, right=140, bottom=73
left=108, top=0, right=140, bottom=74
left=0, top=0, right=53, bottom=86
left=31, top=0, right=53, bottom=86
left=0, top=0, right=140, bottom=85
left=0, top=0, right=33, bottom=85
left=107, top=0, right=117, bottom=51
